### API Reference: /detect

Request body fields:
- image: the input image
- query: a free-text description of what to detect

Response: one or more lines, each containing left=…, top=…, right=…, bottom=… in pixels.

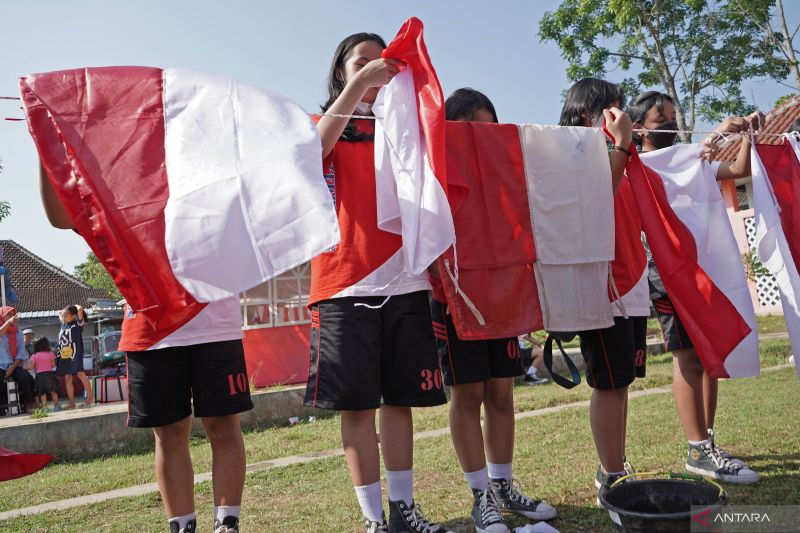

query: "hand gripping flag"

left=752, top=139, right=800, bottom=377
left=21, top=67, right=339, bottom=334
left=625, top=147, right=753, bottom=378
left=640, top=145, right=759, bottom=378
left=372, top=17, right=464, bottom=276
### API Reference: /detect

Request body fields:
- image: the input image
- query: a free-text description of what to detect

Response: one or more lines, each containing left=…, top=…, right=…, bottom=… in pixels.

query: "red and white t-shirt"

left=120, top=297, right=242, bottom=352
left=308, top=119, right=430, bottom=305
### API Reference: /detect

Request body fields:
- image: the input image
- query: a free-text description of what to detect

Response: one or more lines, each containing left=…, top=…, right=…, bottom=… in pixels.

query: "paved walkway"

left=2, top=363, right=792, bottom=522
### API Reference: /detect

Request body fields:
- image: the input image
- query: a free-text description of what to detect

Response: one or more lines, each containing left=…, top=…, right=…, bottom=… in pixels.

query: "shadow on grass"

left=437, top=504, right=611, bottom=533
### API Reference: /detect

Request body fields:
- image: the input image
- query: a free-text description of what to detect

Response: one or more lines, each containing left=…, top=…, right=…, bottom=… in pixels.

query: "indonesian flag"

left=640, top=145, right=759, bottom=378
left=0, top=447, right=53, bottom=481
left=626, top=148, right=754, bottom=378
left=752, top=139, right=800, bottom=377
left=436, top=121, right=615, bottom=340
left=21, top=67, right=338, bottom=330
left=373, top=17, right=462, bottom=276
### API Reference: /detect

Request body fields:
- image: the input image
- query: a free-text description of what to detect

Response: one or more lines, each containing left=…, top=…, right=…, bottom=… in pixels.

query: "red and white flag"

left=626, top=148, right=753, bottom=378
left=752, top=139, right=800, bottom=377
left=21, top=67, right=338, bottom=330
left=373, top=17, right=460, bottom=276
left=640, top=145, right=759, bottom=378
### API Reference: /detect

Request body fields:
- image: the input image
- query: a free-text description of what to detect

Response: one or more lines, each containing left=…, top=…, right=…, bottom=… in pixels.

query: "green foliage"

left=539, top=0, right=787, bottom=140
left=0, top=201, right=9, bottom=222
left=74, top=252, right=122, bottom=300
left=743, top=249, right=771, bottom=281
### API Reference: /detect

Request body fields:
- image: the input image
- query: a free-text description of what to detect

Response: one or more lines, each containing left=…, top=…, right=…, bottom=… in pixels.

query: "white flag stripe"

left=162, top=68, right=339, bottom=302
left=751, top=144, right=800, bottom=377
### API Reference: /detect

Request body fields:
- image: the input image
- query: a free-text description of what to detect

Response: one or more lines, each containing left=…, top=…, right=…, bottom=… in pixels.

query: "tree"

left=539, top=0, right=788, bottom=142
left=730, top=0, right=800, bottom=90
left=74, top=252, right=122, bottom=300
left=0, top=159, right=8, bottom=223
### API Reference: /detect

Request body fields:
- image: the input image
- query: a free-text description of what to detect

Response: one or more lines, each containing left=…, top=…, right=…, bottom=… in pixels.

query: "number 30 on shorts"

left=420, top=368, right=443, bottom=391
left=227, top=372, right=248, bottom=395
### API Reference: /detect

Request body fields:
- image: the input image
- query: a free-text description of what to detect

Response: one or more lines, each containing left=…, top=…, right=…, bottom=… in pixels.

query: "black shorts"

left=430, top=300, right=524, bottom=386
left=56, top=354, right=84, bottom=376
left=304, top=291, right=447, bottom=411
left=35, top=371, right=57, bottom=395
left=648, top=260, right=694, bottom=352
left=579, top=316, right=647, bottom=390
left=126, top=339, right=254, bottom=428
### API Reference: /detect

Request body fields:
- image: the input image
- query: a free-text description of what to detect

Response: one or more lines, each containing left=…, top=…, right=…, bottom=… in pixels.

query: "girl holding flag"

left=627, top=91, right=762, bottom=484
left=305, top=32, right=451, bottom=533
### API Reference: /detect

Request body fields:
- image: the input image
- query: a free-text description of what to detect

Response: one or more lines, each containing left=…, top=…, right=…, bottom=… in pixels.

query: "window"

left=241, top=263, right=311, bottom=329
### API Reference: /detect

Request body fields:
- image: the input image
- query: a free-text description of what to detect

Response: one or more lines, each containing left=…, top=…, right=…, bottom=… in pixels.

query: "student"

left=40, top=168, right=252, bottom=533
left=627, top=91, right=761, bottom=484
left=429, top=88, right=556, bottom=533
left=26, top=337, right=60, bottom=412
left=558, top=78, right=646, bottom=503
left=0, top=306, right=36, bottom=411
left=56, top=305, right=94, bottom=409
left=305, top=32, right=451, bottom=533
left=520, top=334, right=549, bottom=386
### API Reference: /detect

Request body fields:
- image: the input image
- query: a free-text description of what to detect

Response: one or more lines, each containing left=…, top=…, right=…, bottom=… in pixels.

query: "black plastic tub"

left=600, top=478, right=728, bottom=532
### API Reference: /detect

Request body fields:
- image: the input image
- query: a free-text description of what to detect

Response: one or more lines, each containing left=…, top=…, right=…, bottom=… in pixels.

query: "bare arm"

left=714, top=112, right=764, bottom=181
left=0, top=315, right=17, bottom=336
left=604, top=107, right=634, bottom=193
left=40, top=162, right=75, bottom=229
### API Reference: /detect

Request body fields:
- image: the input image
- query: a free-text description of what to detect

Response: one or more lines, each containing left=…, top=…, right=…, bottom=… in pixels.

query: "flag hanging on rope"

left=640, top=145, right=759, bottom=378
left=373, top=17, right=465, bottom=276
left=21, top=67, right=339, bottom=340
left=625, top=147, right=753, bottom=378
left=752, top=139, right=800, bottom=377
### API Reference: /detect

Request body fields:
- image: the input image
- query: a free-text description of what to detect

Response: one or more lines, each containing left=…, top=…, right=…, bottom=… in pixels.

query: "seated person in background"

left=519, top=334, right=549, bottom=385
left=0, top=307, right=37, bottom=412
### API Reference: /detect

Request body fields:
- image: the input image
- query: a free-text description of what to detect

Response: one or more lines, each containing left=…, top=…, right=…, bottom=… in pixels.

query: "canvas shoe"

left=365, top=514, right=389, bottom=533
left=213, top=516, right=239, bottom=533
left=388, top=500, right=453, bottom=533
left=708, top=429, right=747, bottom=468
left=489, top=478, right=556, bottom=520
left=471, top=488, right=509, bottom=533
left=523, top=374, right=550, bottom=385
left=595, top=465, right=633, bottom=508
left=686, top=441, right=759, bottom=484
left=168, top=519, right=196, bottom=533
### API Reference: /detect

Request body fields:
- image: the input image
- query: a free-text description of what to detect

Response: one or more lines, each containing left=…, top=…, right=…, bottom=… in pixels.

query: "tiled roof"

left=715, top=94, right=800, bottom=162
left=0, top=240, right=107, bottom=313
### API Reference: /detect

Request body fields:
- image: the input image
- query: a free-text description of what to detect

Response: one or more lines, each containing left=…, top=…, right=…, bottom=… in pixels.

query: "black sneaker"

left=365, top=513, right=389, bottom=533
left=523, top=374, right=550, bottom=385
left=489, top=478, right=556, bottom=521
left=388, top=500, right=453, bottom=533
left=213, top=516, right=239, bottom=533
left=471, top=488, right=509, bottom=533
left=708, top=429, right=747, bottom=468
left=686, top=441, right=759, bottom=484
left=168, top=519, right=196, bottom=533
left=595, top=465, right=631, bottom=509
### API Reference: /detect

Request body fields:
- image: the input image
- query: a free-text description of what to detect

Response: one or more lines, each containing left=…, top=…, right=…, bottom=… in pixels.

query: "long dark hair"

left=322, top=32, right=387, bottom=142
left=559, top=78, right=625, bottom=127
left=33, top=337, right=51, bottom=353
left=445, top=88, right=498, bottom=123
left=626, top=91, right=674, bottom=147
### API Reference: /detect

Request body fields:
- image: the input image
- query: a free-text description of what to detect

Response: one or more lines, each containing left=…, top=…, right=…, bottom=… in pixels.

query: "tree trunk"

left=776, top=0, right=800, bottom=89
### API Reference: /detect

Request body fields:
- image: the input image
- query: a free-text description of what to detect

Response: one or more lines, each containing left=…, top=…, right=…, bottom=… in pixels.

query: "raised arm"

left=604, top=107, right=634, bottom=193
left=39, top=162, right=75, bottom=229
left=700, top=112, right=765, bottom=181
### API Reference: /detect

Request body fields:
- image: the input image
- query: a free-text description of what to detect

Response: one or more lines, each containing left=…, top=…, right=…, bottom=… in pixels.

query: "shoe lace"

left=479, top=489, right=504, bottom=525
left=505, top=479, right=536, bottom=507
left=402, top=504, right=439, bottom=533
left=703, top=443, right=739, bottom=472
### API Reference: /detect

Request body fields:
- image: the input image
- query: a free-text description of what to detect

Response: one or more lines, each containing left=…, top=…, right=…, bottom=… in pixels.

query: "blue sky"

left=1, top=0, right=798, bottom=272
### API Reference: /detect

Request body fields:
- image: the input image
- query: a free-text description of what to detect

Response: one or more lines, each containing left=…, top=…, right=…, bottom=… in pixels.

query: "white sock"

left=487, top=462, right=513, bottom=481
left=386, top=469, right=413, bottom=506
left=168, top=512, right=196, bottom=529
left=464, top=467, right=489, bottom=491
left=214, top=505, right=240, bottom=523
left=527, top=366, right=538, bottom=378
left=689, top=438, right=711, bottom=447
left=354, top=481, right=384, bottom=522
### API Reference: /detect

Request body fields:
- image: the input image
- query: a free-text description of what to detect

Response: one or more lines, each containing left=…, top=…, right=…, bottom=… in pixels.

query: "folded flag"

left=21, top=66, right=338, bottom=333
left=640, top=145, right=759, bottom=378
left=752, top=139, right=800, bottom=377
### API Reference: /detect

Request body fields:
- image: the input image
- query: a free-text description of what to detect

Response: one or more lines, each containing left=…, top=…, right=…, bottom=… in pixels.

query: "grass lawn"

left=0, top=340, right=796, bottom=532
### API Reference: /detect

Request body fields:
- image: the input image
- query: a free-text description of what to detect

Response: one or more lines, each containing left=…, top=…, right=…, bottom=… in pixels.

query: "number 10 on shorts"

left=228, top=372, right=248, bottom=395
